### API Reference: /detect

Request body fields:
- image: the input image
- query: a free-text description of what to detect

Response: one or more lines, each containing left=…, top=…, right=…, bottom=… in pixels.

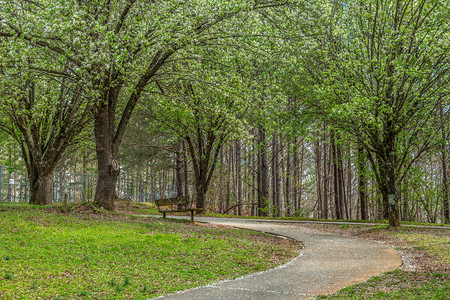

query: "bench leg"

left=190, top=210, right=194, bottom=222
left=163, top=212, right=166, bottom=219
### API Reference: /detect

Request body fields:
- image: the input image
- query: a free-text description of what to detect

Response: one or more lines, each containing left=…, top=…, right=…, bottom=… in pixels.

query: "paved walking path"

left=155, top=217, right=402, bottom=300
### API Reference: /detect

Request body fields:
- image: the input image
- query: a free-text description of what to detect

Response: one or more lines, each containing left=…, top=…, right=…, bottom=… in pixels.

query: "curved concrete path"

left=155, top=217, right=401, bottom=300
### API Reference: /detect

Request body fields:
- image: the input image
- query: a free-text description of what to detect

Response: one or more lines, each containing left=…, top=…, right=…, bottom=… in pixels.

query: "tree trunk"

left=377, top=136, right=400, bottom=228
left=293, top=137, right=299, bottom=214
left=331, top=132, right=341, bottom=219
left=440, top=103, right=450, bottom=224
left=346, top=152, right=352, bottom=219
left=386, top=167, right=400, bottom=228
left=176, top=140, right=184, bottom=197
left=29, top=171, right=55, bottom=205
left=358, top=144, right=367, bottom=220
left=323, top=132, right=329, bottom=219
left=314, top=139, right=322, bottom=218
left=252, top=132, right=257, bottom=216
left=196, top=184, right=207, bottom=210
left=337, top=143, right=346, bottom=219
left=272, top=131, right=281, bottom=217
left=298, top=139, right=305, bottom=214
left=286, top=141, right=291, bottom=216
left=182, top=141, right=189, bottom=196
left=258, top=126, right=269, bottom=216
left=94, top=104, right=120, bottom=211
left=235, top=140, right=242, bottom=216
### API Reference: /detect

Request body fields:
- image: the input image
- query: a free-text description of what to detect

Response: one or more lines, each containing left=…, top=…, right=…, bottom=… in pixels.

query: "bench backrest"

left=155, top=196, right=189, bottom=210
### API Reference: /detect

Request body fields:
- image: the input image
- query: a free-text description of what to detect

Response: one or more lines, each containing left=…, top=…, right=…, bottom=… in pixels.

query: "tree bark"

left=323, top=131, right=329, bottom=219
left=182, top=141, right=189, bottom=196
left=440, top=103, right=450, bottom=224
left=286, top=141, right=291, bottom=216
left=257, top=126, right=269, bottom=216
left=376, top=135, right=400, bottom=228
left=272, top=131, right=281, bottom=217
left=94, top=103, right=120, bottom=211
left=331, top=131, right=342, bottom=219
left=314, top=139, right=322, bottom=218
left=235, top=140, right=242, bottom=216
left=29, top=172, right=55, bottom=205
left=358, top=144, right=367, bottom=220
left=293, top=137, right=299, bottom=214
left=176, top=140, right=184, bottom=197
left=336, top=143, right=346, bottom=219
left=346, top=152, right=352, bottom=219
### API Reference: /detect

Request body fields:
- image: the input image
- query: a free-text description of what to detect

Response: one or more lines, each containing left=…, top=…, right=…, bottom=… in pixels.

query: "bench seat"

left=155, top=196, right=203, bottom=222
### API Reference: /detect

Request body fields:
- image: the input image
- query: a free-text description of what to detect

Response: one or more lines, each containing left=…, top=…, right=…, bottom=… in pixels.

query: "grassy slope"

left=0, top=203, right=299, bottom=300
left=314, top=225, right=450, bottom=299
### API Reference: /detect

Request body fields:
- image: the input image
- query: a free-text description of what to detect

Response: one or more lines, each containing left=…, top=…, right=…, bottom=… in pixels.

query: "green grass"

left=0, top=203, right=298, bottom=299
left=203, top=212, right=450, bottom=227
left=316, top=270, right=449, bottom=299
left=399, top=233, right=450, bottom=264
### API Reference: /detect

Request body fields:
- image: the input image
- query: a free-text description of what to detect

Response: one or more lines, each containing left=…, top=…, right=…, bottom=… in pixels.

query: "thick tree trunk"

left=377, top=137, right=400, bottom=228
left=196, top=181, right=207, bottom=209
left=29, top=171, right=55, bottom=205
left=95, top=158, right=120, bottom=210
left=386, top=169, right=400, bottom=228
left=94, top=104, right=120, bottom=211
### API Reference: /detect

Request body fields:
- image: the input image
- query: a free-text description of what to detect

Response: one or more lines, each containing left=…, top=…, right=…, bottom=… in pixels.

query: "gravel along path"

left=155, top=217, right=402, bottom=300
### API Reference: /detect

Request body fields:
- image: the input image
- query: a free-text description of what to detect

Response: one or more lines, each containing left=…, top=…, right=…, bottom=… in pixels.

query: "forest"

left=0, top=0, right=449, bottom=228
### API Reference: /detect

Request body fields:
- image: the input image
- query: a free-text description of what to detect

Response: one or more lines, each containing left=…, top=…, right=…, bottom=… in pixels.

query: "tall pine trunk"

left=286, top=141, right=292, bottom=216
left=257, top=126, right=269, bottom=216
left=440, top=103, right=450, bottom=224
left=358, top=144, right=367, bottom=220
left=176, top=140, right=184, bottom=197
left=314, top=139, right=322, bottom=218
left=322, top=132, right=329, bottom=219
left=235, top=140, right=242, bottom=216
left=272, top=131, right=281, bottom=217
left=331, top=131, right=341, bottom=219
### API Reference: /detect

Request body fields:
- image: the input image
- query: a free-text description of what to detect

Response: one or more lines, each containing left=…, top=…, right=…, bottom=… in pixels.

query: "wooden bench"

left=155, top=196, right=203, bottom=222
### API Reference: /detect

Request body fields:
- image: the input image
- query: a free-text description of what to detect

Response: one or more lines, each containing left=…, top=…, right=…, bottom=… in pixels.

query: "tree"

left=308, top=0, right=450, bottom=227
left=1, top=0, right=291, bottom=210
left=0, top=65, right=93, bottom=205
left=149, top=66, right=249, bottom=209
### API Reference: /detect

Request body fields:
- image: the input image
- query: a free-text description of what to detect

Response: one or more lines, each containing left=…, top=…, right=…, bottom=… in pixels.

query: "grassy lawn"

left=317, top=270, right=449, bottom=299
left=0, top=203, right=299, bottom=299
left=311, top=224, right=450, bottom=299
